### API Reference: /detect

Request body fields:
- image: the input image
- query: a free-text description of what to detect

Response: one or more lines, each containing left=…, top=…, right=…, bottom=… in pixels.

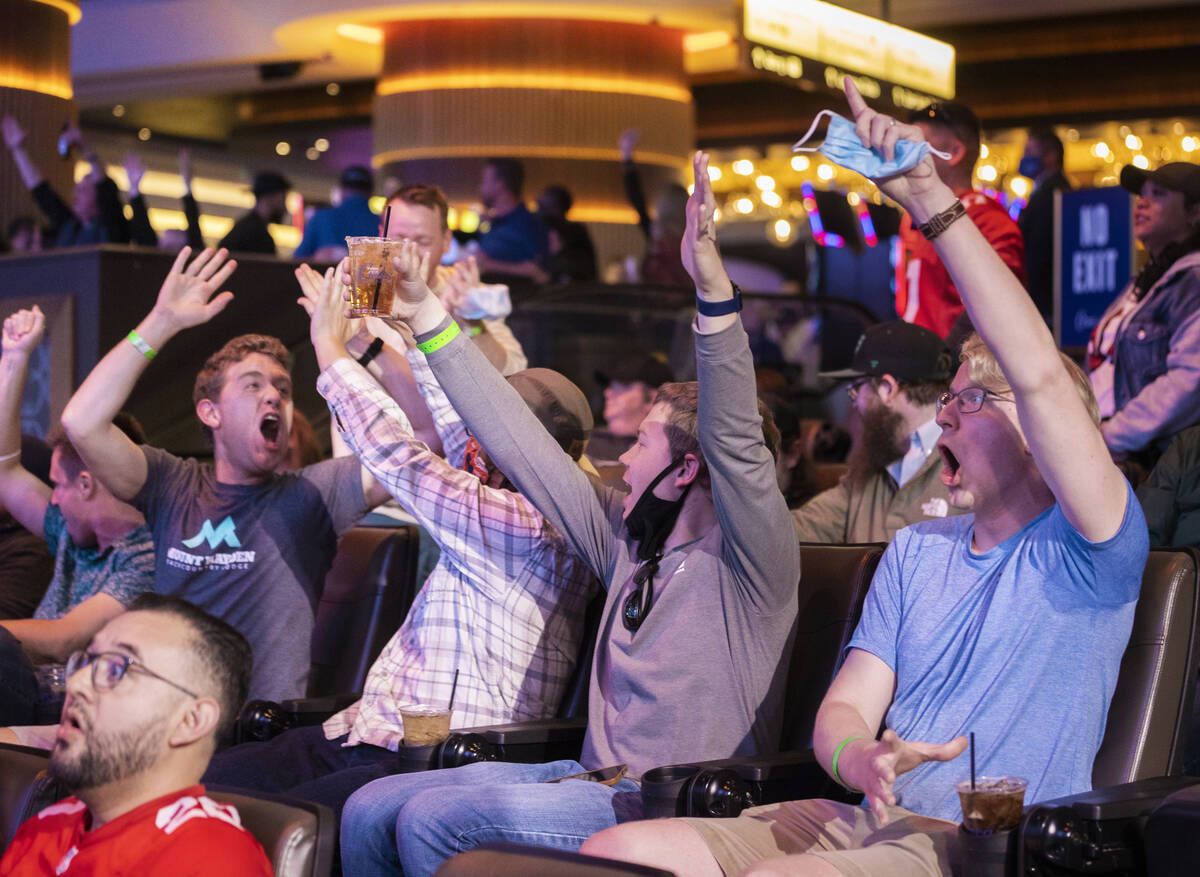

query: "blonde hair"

left=959, top=333, right=1100, bottom=428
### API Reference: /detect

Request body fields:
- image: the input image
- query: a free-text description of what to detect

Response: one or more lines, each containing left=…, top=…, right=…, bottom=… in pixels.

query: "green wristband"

left=126, top=329, right=156, bottom=360
left=416, top=321, right=461, bottom=355
left=831, top=735, right=865, bottom=787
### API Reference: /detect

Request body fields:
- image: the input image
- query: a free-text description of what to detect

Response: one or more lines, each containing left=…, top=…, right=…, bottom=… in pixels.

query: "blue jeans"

left=340, top=759, right=643, bottom=877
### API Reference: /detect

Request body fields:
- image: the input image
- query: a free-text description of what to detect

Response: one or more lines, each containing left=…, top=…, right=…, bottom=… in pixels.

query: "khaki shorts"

left=678, top=798, right=960, bottom=877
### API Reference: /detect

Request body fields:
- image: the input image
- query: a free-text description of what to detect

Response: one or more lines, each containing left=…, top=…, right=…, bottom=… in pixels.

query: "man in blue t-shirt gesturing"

left=582, top=78, right=1148, bottom=877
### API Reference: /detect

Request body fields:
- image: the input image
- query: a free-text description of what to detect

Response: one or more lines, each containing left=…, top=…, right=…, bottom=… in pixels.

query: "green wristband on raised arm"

left=831, top=735, right=865, bottom=788
left=416, top=321, right=461, bottom=355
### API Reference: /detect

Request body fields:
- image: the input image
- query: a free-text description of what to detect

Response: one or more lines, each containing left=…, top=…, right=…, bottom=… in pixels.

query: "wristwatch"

left=696, top=282, right=743, bottom=316
left=356, top=337, right=384, bottom=367
left=916, top=200, right=967, bottom=241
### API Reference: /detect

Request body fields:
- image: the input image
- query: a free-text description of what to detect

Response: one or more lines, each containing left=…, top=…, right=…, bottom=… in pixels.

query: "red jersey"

left=895, top=189, right=1027, bottom=338
left=0, top=786, right=273, bottom=876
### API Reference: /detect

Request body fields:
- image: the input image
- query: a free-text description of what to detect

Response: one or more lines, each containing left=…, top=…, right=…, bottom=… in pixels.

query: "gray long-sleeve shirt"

left=421, top=314, right=799, bottom=779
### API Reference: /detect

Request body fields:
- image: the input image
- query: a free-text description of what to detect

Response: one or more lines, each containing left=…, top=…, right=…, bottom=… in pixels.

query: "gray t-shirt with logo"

left=133, top=446, right=368, bottom=700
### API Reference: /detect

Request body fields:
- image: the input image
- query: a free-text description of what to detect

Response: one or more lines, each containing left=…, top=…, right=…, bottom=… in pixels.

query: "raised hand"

left=2, top=116, right=26, bottom=151
left=2, top=306, right=45, bottom=358
left=436, top=255, right=480, bottom=317
left=124, top=153, right=147, bottom=197
left=150, top=247, right=237, bottom=333
left=681, top=150, right=730, bottom=298
left=842, top=77, right=941, bottom=208
left=297, top=261, right=357, bottom=363
left=841, top=729, right=967, bottom=825
left=387, top=239, right=434, bottom=321
left=178, top=148, right=193, bottom=194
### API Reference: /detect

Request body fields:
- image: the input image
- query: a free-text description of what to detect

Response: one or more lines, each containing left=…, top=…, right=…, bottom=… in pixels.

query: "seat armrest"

left=444, top=719, right=587, bottom=764
left=235, top=694, right=361, bottom=744
left=1020, top=776, right=1200, bottom=876
left=471, top=718, right=588, bottom=745
left=279, top=693, right=361, bottom=725
left=690, top=749, right=862, bottom=807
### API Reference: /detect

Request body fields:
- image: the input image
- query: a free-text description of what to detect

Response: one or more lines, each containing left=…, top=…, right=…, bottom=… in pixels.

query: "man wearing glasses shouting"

left=336, top=149, right=799, bottom=876
left=0, top=594, right=272, bottom=875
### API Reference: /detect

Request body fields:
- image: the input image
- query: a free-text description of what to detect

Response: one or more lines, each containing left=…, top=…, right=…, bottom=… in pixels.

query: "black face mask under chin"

left=625, top=457, right=693, bottom=562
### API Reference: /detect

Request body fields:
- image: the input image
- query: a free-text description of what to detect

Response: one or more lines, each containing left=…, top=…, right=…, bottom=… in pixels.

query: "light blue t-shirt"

left=848, top=483, right=1148, bottom=821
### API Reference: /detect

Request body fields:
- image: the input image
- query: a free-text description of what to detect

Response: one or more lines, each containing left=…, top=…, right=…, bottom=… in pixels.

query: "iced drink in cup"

left=346, top=236, right=397, bottom=317
left=400, top=705, right=452, bottom=747
left=957, top=777, right=1027, bottom=833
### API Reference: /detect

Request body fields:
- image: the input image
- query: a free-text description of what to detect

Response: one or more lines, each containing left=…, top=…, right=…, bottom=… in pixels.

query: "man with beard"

left=218, top=171, right=291, bottom=255
left=0, top=594, right=272, bottom=876
left=59, top=247, right=390, bottom=701
left=792, top=321, right=962, bottom=543
left=337, top=151, right=798, bottom=876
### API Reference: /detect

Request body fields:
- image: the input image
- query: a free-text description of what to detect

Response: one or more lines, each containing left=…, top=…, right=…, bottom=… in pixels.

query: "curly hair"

left=192, top=335, right=291, bottom=439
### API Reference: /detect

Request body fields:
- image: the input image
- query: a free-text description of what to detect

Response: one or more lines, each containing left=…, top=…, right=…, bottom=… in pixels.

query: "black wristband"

left=696, top=283, right=743, bottom=317
left=356, top=336, right=384, bottom=367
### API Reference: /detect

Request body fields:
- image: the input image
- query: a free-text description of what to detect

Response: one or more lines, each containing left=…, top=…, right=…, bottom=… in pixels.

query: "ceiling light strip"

left=376, top=73, right=691, bottom=104
left=371, top=145, right=685, bottom=169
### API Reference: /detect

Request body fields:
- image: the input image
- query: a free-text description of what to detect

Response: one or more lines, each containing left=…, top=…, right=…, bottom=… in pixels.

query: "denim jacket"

left=1102, top=252, right=1200, bottom=454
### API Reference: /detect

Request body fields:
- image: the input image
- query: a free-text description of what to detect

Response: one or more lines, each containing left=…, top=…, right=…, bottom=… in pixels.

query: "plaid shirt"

left=317, top=356, right=596, bottom=750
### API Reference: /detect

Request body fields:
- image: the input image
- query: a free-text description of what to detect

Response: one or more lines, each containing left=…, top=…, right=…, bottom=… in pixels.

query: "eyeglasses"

left=65, top=650, right=198, bottom=698
left=935, top=386, right=1014, bottom=415
left=846, top=377, right=875, bottom=402
left=622, top=560, right=659, bottom=633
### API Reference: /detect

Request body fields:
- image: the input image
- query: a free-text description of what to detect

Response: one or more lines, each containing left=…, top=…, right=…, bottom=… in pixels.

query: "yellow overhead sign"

left=744, top=0, right=955, bottom=100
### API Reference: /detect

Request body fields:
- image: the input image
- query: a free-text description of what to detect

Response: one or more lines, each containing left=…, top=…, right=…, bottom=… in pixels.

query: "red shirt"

left=895, top=189, right=1027, bottom=338
left=0, top=786, right=273, bottom=876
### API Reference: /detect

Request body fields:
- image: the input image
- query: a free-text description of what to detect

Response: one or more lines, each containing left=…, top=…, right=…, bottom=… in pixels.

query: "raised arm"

left=125, top=153, right=158, bottom=247
left=685, top=151, right=799, bottom=606
left=1, top=116, right=43, bottom=191
left=365, top=241, right=617, bottom=580
left=61, top=247, right=237, bottom=500
left=842, top=80, right=1127, bottom=541
left=294, top=263, right=398, bottom=508
left=0, top=308, right=51, bottom=537
left=179, top=149, right=205, bottom=251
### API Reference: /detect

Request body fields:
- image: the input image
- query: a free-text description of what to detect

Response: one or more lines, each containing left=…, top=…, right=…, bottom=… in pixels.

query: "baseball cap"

left=820, top=321, right=951, bottom=382
left=507, top=368, right=594, bottom=461
left=340, top=165, right=374, bottom=191
left=1120, top=162, right=1200, bottom=203
left=251, top=172, right=292, bottom=197
left=595, top=353, right=674, bottom=391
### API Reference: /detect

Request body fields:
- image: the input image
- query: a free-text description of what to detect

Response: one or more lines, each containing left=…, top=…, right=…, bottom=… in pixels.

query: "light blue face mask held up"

left=792, top=110, right=951, bottom=180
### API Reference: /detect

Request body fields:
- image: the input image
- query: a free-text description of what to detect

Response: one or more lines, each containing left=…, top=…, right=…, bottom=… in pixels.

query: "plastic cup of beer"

left=957, top=777, right=1027, bottom=833
left=345, top=236, right=397, bottom=317
left=400, top=705, right=452, bottom=747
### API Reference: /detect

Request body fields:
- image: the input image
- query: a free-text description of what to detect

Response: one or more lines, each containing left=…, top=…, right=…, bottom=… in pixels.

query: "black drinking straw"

left=372, top=205, right=392, bottom=312
left=448, top=668, right=460, bottom=710
left=964, top=729, right=974, bottom=791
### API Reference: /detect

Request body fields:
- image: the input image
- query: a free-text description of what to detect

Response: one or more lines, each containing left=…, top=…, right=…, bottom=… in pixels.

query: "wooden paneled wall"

left=0, top=0, right=76, bottom=240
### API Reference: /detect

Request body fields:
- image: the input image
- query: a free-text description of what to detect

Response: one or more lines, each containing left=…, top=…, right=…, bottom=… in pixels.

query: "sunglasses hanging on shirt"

left=622, top=557, right=660, bottom=632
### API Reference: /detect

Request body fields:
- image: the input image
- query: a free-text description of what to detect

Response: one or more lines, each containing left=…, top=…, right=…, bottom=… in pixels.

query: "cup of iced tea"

left=400, top=705, right=452, bottom=747
left=957, top=777, right=1027, bottom=833
left=345, top=236, right=397, bottom=317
